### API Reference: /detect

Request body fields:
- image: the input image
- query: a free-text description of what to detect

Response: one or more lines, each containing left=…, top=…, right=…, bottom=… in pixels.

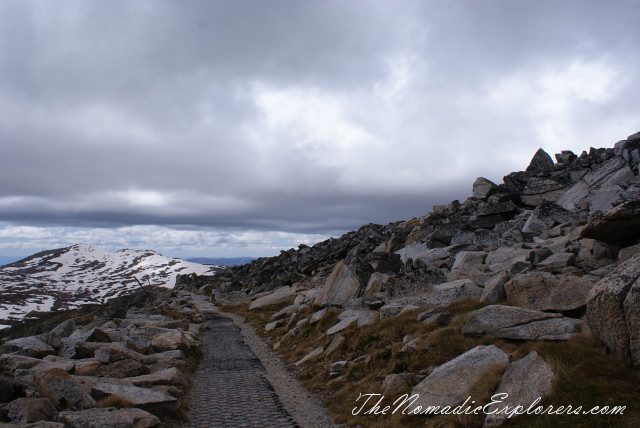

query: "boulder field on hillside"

left=178, top=131, right=640, bottom=426
left=0, top=289, right=207, bottom=427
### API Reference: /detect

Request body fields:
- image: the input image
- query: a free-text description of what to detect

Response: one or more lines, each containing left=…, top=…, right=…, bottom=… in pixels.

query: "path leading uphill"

left=182, top=293, right=335, bottom=428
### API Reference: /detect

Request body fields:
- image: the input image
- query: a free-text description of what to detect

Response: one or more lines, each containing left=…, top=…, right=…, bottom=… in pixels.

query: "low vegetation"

left=224, top=300, right=640, bottom=427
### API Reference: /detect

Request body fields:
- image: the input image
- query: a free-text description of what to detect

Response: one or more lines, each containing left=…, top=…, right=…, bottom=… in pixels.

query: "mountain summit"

left=0, top=244, right=217, bottom=325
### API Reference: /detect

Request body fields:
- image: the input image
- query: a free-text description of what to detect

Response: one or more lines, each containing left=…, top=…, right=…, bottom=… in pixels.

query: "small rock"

left=294, top=347, right=324, bottom=366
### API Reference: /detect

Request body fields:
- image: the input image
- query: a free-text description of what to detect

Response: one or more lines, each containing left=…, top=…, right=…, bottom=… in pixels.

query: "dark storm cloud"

left=0, top=0, right=639, bottom=253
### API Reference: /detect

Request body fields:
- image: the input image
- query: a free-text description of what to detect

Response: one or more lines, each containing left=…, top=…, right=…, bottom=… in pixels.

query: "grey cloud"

left=0, top=0, right=639, bottom=251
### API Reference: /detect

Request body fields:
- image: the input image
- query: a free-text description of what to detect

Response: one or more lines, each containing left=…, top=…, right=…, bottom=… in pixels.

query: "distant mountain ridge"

left=0, top=244, right=218, bottom=324
left=186, top=257, right=255, bottom=266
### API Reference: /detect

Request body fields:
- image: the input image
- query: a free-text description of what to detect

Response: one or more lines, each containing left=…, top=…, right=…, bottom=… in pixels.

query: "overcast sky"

left=1, top=0, right=639, bottom=259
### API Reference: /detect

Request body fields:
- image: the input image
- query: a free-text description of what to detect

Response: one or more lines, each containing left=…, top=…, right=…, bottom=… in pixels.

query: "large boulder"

left=249, top=286, right=297, bottom=310
left=580, top=200, right=640, bottom=245
left=462, top=305, right=581, bottom=341
left=415, top=279, right=483, bottom=307
left=56, top=407, right=160, bottom=428
left=90, top=383, right=179, bottom=417
left=409, top=345, right=509, bottom=410
left=125, top=367, right=188, bottom=389
left=2, top=337, right=55, bottom=359
left=314, top=257, right=373, bottom=307
left=6, top=397, right=57, bottom=424
left=526, top=148, right=554, bottom=172
left=587, top=254, right=640, bottom=365
left=505, top=271, right=568, bottom=311
left=484, top=351, right=554, bottom=426
left=34, top=368, right=95, bottom=410
left=473, top=177, right=499, bottom=199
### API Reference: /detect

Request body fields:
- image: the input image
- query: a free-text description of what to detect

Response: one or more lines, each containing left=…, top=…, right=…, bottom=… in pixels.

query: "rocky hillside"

left=178, top=131, right=640, bottom=426
left=0, top=244, right=219, bottom=326
left=0, top=287, right=208, bottom=427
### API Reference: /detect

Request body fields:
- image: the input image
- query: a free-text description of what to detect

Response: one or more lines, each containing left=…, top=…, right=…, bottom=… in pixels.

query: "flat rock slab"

left=57, top=407, right=159, bottom=428
left=462, top=305, right=582, bottom=341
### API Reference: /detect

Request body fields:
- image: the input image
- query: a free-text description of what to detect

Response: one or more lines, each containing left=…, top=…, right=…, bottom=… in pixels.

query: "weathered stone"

left=326, top=310, right=376, bottom=335
left=394, top=242, right=429, bottom=263
left=0, top=354, right=43, bottom=372
left=504, top=271, right=560, bottom=310
left=521, top=178, right=567, bottom=206
left=555, top=150, right=577, bottom=164
left=126, top=367, right=188, bottom=389
left=3, top=337, right=55, bottom=359
left=140, top=350, right=184, bottom=365
left=362, top=273, right=390, bottom=299
left=526, top=148, right=554, bottom=172
left=0, top=373, right=15, bottom=403
left=309, top=308, right=327, bottom=325
left=249, top=286, right=297, bottom=310
left=148, top=328, right=190, bottom=353
left=314, top=257, right=373, bottom=307
left=264, top=319, right=284, bottom=332
left=541, top=275, right=597, bottom=314
left=6, top=397, right=56, bottom=424
left=416, top=279, right=483, bottom=307
left=536, top=252, right=576, bottom=273
left=484, top=351, right=554, bottom=426
left=581, top=200, right=640, bottom=245
left=473, top=177, right=499, bottom=199
left=381, top=373, right=412, bottom=396
left=96, top=359, right=150, bottom=379
left=485, top=245, right=533, bottom=274
left=294, top=347, right=324, bottom=366
left=57, top=407, right=160, bottom=428
left=409, top=345, right=509, bottom=410
left=73, top=360, right=101, bottom=376
left=85, top=328, right=112, bottom=343
left=90, top=383, right=178, bottom=416
left=522, top=201, right=580, bottom=237
left=324, top=334, right=345, bottom=356
left=92, top=343, right=145, bottom=364
left=481, top=271, right=509, bottom=304
left=44, top=319, right=77, bottom=349
left=270, top=304, right=301, bottom=321
left=462, top=305, right=581, bottom=340
left=618, top=243, right=640, bottom=265
left=587, top=254, right=640, bottom=365
left=34, top=368, right=95, bottom=410
left=446, top=251, right=489, bottom=283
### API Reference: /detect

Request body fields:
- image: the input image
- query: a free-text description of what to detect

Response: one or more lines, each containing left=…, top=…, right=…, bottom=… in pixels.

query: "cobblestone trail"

left=184, top=313, right=297, bottom=427
left=183, top=294, right=335, bottom=427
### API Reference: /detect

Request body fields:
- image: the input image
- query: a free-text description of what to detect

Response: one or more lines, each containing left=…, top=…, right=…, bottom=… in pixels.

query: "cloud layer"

left=1, top=0, right=639, bottom=257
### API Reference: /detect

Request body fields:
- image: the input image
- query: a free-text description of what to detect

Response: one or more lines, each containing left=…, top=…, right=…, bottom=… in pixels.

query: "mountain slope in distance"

left=0, top=243, right=218, bottom=324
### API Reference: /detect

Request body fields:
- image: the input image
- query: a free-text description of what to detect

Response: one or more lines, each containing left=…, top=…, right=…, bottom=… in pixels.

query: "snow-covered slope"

left=0, top=244, right=218, bottom=324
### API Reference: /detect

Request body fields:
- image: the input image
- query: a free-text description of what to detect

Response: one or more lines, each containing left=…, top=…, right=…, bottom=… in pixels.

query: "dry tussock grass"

left=225, top=299, right=640, bottom=427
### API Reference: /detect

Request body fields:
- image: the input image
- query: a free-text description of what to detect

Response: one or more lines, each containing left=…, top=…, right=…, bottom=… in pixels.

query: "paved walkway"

left=182, top=294, right=335, bottom=428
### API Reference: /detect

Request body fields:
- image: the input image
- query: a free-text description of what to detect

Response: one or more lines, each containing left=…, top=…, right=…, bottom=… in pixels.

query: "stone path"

left=182, top=294, right=335, bottom=428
